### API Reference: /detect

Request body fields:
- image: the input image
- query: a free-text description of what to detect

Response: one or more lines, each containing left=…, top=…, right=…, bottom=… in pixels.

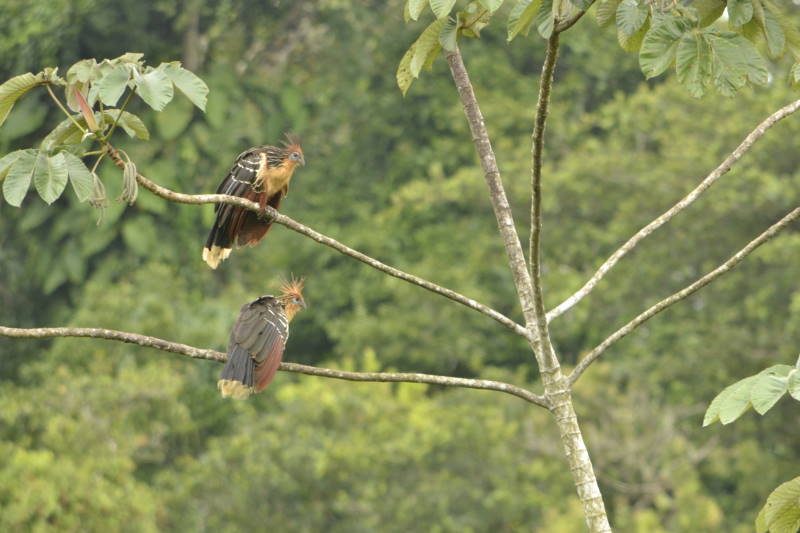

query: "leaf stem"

left=103, top=88, right=136, bottom=142
left=45, top=84, right=86, bottom=135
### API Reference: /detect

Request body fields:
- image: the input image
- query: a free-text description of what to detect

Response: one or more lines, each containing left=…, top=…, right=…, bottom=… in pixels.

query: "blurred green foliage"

left=1, top=0, right=799, bottom=531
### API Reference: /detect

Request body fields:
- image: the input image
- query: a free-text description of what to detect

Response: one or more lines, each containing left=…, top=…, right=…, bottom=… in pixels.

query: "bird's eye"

left=292, top=297, right=301, bottom=304
left=290, top=152, right=301, bottom=161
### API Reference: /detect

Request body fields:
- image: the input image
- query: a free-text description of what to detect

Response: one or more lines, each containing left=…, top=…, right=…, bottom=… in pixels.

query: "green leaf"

left=2, top=149, right=38, bottom=207
left=409, top=0, right=427, bottom=20
left=572, top=0, right=592, bottom=8
left=704, top=374, right=758, bottom=426
left=728, top=0, right=753, bottom=26
left=753, top=3, right=785, bottom=57
left=95, top=63, right=131, bottom=106
left=616, top=0, right=648, bottom=36
left=65, top=59, right=97, bottom=84
left=596, top=0, right=621, bottom=27
left=676, top=31, right=712, bottom=97
left=479, top=0, right=504, bottom=10
left=788, top=369, right=800, bottom=401
left=639, top=15, right=690, bottom=79
left=0, top=72, right=46, bottom=127
left=102, top=109, right=150, bottom=140
left=134, top=66, right=174, bottom=111
left=0, top=150, right=23, bottom=181
left=430, top=0, right=458, bottom=18
left=397, top=45, right=416, bottom=96
left=750, top=373, right=787, bottom=414
left=440, top=17, right=459, bottom=51
left=718, top=375, right=757, bottom=424
left=113, top=52, right=144, bottom=64
left=761, top=477, right=800, bottom=533
left=411, top=19, right=446, bottom=77
left=33, top=151, right=68, bottom=204
left=163, top=62, right=209, bottom=111
left=694, top=0, right=725, bottom=27
left=707, top=32, right=768, bottom=96
left=535, top=0, right=554, bottom=38
left=62, top=152, right=94, bottom=202
left=618, top=17, right=650, bottom=52
left=507, top=0, right=543, bottom=40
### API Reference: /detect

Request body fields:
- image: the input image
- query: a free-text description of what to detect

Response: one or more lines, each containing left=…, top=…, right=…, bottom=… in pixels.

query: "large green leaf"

left=479, top=0, right=504, bottom=10
left=408, top=0, right=427, bottom=20
left=430, top=0, right=458, bottom=18
left=439, top=17, right=459, bottom=51
left=411, top=19, right=446, bottom=77
left=694, top=0, right=725, bottom=27
left=759, top=477, right=800, bottom=533
left=676, top=32, right=712, bottom=97
left=707, top=32, right=768, bottom=96
left=753, top=2, right=785, bottom=57
left=33, top=151, right=68, bottom=204
left=639, top=15, right=689, bottom=79
left=703, top=375, right=757, bottom=426
left=102, top=109, right=150, bottom=140
left=535, top=0, right=554, bottom=38
left=618, top=17, right=649, bottom=52
left=507, top=0, right=543, bottom=41
left=616, top=0, right=648, bottom=36
left=788, top=369, right=800, bottom=401
left=134, top=66, right=174, bottom=111
left=397, top=45, right=416, bottom=96
left=750, top=373, right=787, bottom=414
left=728, top=0, right=754, bottom=26
left=163, top=63, right=209, bottom=111
left=62, top=152, right=94, bottom=202
left=0, top=150, right=24, bottom=182
left=95, top=63, right=131, bottom=106
left=2, top=149, right=39, bottom=207
left=595, top=0, right=621, bottom=27
left=0, top=72, right=46, bottom=127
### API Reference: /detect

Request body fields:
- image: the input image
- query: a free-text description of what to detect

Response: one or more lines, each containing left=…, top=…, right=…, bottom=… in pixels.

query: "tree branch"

left=547, top=99, right=800, bottom=323
left=0, top=325, right=549, bottom=408
left=568, top=206, right=800, bottom=386
left=444, top=49, right=541, bottom=341
left=101, top=147, right=528, bottom=338
left=528, top=33, right=561, bottom=374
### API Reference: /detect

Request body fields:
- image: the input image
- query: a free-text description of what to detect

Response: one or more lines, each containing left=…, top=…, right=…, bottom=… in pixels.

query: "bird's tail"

left=218, top=346, right=255, bottom=399
left=203, top=213, right=234, bottom=269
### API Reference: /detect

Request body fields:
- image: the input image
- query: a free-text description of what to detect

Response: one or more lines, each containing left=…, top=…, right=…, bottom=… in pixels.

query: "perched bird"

left=218, top=277, right=306, bottom=399
left=203, top=137, right=305, bottom=268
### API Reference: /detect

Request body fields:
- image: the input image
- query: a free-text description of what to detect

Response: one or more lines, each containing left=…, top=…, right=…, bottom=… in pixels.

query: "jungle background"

left=1, top=0, right=799, bottom=531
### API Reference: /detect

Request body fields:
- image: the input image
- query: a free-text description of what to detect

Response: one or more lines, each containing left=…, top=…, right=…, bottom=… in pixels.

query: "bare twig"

left=0, top=326, right=549, bottom=408
left=547, top=99, right=800, bottom=323
left=568, top=206, right=800, bottom=386
left=100, top=147, right=528, bottom=338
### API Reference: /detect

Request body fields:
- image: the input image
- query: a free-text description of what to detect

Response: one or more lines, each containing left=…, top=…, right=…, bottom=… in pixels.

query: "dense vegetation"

left=1, top=0, right=799, bottom=530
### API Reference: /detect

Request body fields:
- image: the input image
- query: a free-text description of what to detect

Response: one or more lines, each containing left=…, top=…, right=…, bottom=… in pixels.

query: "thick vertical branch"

left=446, top=47, right=612, bottom=532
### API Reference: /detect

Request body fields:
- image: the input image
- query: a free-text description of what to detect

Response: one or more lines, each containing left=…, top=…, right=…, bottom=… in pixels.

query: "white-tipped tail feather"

left=202, top=245, right=232, bottom=269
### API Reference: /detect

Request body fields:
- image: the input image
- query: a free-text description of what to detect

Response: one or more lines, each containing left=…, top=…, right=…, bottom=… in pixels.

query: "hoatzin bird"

left=218, top=277, right=306, bottom=399
left=202, top=137, right=305, bottom=269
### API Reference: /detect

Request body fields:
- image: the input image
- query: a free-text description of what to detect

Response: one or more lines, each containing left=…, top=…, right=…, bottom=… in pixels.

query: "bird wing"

left=227, top=295, right=289, bottom=370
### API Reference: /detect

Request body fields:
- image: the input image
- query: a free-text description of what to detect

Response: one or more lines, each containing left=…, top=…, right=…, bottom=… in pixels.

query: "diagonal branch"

left=0, top=325, right=549, bottom=408
left=555, top=0, right=597, bottom=33
left=444, top=49, right=541, bottom=340
left=547, top=99, right=800, bottom=323
left=568, top=206, right=800, bottom=386
left=101, top=147, right=528, bottom=338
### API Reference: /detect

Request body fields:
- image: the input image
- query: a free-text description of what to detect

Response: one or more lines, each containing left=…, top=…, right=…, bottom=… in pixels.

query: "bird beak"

left=299, top=155, right=306, bottom=166
left=298, top=300, right=307, bottom=309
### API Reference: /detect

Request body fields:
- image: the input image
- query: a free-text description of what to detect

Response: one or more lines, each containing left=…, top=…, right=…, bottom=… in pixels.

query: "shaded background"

left=1, top=1, right=799, bottom=531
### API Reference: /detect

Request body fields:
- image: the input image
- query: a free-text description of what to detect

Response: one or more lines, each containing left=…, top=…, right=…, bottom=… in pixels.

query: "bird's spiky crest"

left=279, top=274, right=305, bottom=302
left=282, top=133, right=303, bottom=154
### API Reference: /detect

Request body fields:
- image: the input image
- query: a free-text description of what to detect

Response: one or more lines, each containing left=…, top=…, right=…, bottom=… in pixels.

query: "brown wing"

left=228, top=295, right=289, bottom=391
